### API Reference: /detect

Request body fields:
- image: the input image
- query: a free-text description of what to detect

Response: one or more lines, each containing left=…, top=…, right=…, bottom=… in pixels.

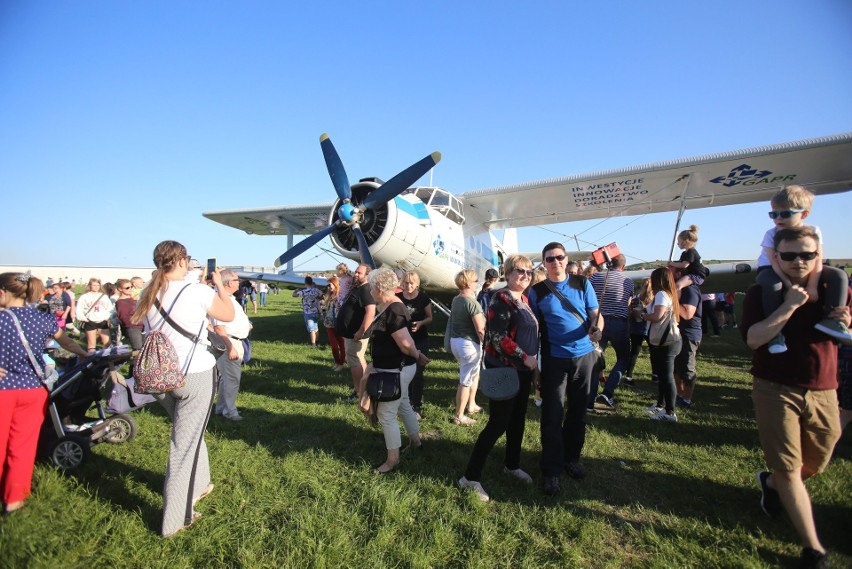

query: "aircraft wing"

left=234, top=271, right=328, bottom=288
left=458, top=133, right=852, bottom=230
left=203, top=203, right=334, bottom=235
left=623, top=262, right=757, bottom=293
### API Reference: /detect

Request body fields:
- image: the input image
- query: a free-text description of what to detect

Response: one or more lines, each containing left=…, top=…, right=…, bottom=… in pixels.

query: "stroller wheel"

left=104, top=414, right=138, bottom=444
left=49, top=435, right=90, bottom=470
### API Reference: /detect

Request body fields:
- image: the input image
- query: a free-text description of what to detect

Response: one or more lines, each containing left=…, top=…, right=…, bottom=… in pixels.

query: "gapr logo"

left=710, top=164, right=796, bottom=188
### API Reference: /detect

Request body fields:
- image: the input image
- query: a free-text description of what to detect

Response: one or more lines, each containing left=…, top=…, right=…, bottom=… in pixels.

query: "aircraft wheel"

left=49, top=435, right=91, bottom=470
left=104, top=414, right=137, bottom=444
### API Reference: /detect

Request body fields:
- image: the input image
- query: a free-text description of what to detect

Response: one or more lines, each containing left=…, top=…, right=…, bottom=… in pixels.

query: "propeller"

left=273, top=134, right=441, bottom=270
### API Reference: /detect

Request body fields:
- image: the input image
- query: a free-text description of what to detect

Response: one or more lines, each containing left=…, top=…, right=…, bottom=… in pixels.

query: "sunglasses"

left=777, top=251, right=818, bottom=262
left=768, top=209, right=804, bottom=219
left=513, top=268, right=534, bottom=277
left=544, top=254, right=566, bottom=263
left=120, top=286, right=131, bottom=290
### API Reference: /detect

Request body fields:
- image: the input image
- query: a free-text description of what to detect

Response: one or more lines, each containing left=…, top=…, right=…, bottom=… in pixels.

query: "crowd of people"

left=2, top=185, right=851, bottom=566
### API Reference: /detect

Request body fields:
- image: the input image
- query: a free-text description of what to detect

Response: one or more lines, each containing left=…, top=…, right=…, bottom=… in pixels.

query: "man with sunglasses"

left=742, top=226, right=852, bottom=568
left=529, top=242, right=602, bottom=496
left=757, top=185, right=851, bottom=354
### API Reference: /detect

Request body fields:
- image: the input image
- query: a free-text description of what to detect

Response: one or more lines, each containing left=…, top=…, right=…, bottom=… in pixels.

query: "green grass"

left=2, top=291, right=850, bottom=568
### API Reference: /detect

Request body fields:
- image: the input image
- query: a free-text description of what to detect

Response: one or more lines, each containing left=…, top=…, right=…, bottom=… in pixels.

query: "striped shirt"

left=590, top=270, right=634, bottom=319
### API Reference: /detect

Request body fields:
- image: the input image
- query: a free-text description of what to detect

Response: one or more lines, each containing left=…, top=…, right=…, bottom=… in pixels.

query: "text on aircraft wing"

left=458, top=133, right=852, bottom=230
left=203, top=203, right=334, bottom=236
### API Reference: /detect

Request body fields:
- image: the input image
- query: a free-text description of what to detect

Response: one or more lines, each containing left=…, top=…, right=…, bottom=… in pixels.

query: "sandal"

left=167, top=511, right=202, bottom=537
left=467, top=406, right=483, bottom=415
left=193, top=483, right=214, bottom=507
left=373, top=462, right=399, bottom=475
left=451, top=415, right=477, bottom=425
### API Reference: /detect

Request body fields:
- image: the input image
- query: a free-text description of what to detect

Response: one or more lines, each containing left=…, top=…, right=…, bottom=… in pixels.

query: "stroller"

left=40, top=345, right=156, bottom=470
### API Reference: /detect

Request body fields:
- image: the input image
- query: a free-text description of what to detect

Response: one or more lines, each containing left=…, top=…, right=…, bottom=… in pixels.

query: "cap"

left=188, top=258, right=202, bottom=269
left=485, top=269, right=499, bottom=280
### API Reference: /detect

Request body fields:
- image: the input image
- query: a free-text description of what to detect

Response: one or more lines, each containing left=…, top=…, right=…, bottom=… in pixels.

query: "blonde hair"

left=402, top=270, right=421, bottom=287
left=678, top=225, right=699, bottom=246
left=771, top=184, right=814, bottom=211
left=531, top=266, right=547, bottom=286
left=637, top=278, right=654, bottom=305
left=504, top=254, right=533, bottom=275
left=336, top=263, right=352, bottom=277
left=86, top=277, right=102, bottom=292
left=454, top=269, right=478, bottom=291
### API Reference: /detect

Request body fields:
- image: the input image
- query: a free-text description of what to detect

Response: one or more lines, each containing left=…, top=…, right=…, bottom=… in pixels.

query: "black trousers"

left=463, top=368, right=533, bottom=481
left=539, top=351, right=597, bottom=477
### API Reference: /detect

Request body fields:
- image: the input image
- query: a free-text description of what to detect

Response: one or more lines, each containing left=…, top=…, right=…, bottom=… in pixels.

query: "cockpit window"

left=411, top=187, right=464, bottom=224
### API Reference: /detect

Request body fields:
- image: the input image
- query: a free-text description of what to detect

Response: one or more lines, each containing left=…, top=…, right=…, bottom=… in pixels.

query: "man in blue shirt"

left=529, top=242, right=602, bottom=496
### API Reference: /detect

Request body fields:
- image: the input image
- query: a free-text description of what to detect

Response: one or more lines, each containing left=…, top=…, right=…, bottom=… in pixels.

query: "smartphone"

left=206, top=258, right=217, bottom=281
left=592, top=243, right=620, bottom=267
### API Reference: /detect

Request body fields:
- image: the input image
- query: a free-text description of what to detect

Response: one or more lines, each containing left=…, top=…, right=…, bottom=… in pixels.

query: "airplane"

left=203, top=132, right=852, bottom=296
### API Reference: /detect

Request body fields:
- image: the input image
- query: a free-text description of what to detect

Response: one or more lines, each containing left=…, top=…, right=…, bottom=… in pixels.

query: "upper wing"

left=203, top=203, right=334, bottom=235
left=457, top=133, right=852, bottom=230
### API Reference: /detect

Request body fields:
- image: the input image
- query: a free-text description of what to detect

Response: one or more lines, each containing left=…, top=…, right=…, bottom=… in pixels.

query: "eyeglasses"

left=513, top=268, right=534, bottom=277
left=544, top=254, right=566, bottom=263
left=777, top=251, right=818, bottom=262
left=768, top=209, right=804, bottom=219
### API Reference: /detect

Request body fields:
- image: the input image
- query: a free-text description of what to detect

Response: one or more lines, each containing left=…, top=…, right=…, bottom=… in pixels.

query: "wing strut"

left=668, top=175, right=693, bottom=261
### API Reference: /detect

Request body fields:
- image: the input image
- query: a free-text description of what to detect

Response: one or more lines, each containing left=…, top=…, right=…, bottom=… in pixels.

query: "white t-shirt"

left=757, top=224, right=823, bottom=267
left=211, top=297, right=251, bottom=358
left=646, top=291, right=672, bottom=316
left=144, top=281, right=216, bottom=374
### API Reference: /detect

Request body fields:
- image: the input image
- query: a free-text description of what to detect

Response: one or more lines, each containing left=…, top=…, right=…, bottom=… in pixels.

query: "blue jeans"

left=259, top=292, right=267, bottom=306
left=590, top=316, right=630, bottom=402
left=539, top=351, right=597, bottom=476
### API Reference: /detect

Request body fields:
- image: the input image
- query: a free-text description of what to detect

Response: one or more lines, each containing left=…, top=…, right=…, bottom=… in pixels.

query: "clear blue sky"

left=2, top=1, right=850, bottom=272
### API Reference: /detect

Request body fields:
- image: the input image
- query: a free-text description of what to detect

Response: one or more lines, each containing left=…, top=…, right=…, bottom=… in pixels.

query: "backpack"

left=133, top=285, right=204, bottom=395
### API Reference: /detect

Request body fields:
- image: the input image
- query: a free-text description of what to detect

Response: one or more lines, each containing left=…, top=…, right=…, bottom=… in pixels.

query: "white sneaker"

left=649, top=409, right=677, bottom=422
left=458, top=476, right=490, bottom=502
left=503, top=467, right=533, bottom=484
left=644, top=404, right=664, bottom=415
left=225, top=411, right=243, bottom=421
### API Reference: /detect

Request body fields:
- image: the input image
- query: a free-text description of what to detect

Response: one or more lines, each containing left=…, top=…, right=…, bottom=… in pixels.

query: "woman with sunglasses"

left=449, top=269, right=486, bottom=425
left=114, top=279, right=144, bottom=350
left=458, top=255, right=539, bottom=502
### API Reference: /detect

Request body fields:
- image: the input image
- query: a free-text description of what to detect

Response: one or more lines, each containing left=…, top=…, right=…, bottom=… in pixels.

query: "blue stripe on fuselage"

left=394, top=197, right=430, bottom=220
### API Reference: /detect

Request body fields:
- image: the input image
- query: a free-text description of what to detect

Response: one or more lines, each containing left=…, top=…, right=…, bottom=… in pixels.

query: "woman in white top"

left=76, top=278, right=115, bottom=352
left=638, top=268, right=682, bottom=422
left=131, top=240, right=234, bottom=537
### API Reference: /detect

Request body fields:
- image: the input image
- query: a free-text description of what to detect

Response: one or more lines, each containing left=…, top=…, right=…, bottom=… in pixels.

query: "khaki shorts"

left=344, top=337, right=369, bottom=368
left=751, top=377, right=840, bottom=474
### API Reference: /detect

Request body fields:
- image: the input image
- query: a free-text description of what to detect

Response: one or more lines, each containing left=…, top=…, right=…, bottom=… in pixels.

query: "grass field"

left=1, top=290, right=850, bottom=568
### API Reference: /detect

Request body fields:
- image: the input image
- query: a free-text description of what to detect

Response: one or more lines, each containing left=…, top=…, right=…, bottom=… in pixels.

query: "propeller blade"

left=273, top=223, right=337, bottom=268
left=352, top=225, right=376, bottom=269
left=320, top=133, right=351, bottom=202
left=362, top=151, right=442, bottom=209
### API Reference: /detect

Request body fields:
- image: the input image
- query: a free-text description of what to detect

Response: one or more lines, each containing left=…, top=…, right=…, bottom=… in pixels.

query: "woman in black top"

left=458, top=255, right=539, bottom=502
left=396, top=270, right=432, bottom=417
left=361, top=268, right=430, bottom=474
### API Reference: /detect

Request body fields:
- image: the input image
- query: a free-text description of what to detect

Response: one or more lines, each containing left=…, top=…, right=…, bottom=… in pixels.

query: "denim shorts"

left=304, top=312, right=320, bottom=333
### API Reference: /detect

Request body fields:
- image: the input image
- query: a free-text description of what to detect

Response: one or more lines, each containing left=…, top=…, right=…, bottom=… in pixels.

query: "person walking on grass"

left=132, top=240, right=234, bottom=537
left=293, top=276, right=323, bottom=349
left=742, top=226, right=852, bottom=569
left=528, top=242, right=602, bottom=496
